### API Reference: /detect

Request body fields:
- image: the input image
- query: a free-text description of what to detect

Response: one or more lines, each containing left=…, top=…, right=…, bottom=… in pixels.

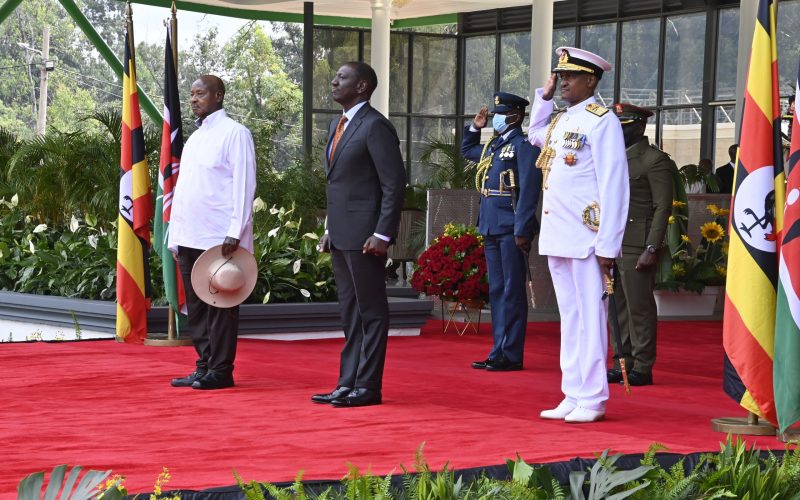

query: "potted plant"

left=654, top=195, right=729, bottom=316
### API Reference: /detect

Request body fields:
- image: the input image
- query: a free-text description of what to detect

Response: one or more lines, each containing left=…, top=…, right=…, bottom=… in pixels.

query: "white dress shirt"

left=168, top=109, right=256, bottom=253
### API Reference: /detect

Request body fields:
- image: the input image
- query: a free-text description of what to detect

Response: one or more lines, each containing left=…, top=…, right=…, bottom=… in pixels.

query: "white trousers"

left=548, top=255, right=609, bottom=411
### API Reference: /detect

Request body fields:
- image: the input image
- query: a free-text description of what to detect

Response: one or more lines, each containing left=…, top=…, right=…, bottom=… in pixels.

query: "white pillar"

left=371, top=0, right=391, bottom=116
left=735, top=0, right=758, bottom=139
left=530, top=0, right=554, bottom=97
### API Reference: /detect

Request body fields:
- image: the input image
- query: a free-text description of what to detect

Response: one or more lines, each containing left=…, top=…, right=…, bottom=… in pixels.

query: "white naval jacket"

left=527, top=88, right=629, bottom=259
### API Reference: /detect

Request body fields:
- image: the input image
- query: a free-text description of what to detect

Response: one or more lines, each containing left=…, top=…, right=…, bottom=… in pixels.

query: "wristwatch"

left=646, top=245, right=657, bottom=254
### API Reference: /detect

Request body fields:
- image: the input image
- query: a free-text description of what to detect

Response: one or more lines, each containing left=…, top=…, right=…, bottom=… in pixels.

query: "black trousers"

left=331, top=247, right=390, bottom=390
left=177, top=246, right=239, bottom=376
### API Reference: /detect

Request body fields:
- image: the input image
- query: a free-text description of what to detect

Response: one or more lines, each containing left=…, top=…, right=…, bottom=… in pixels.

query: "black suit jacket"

left=715, top=162, right=734, bottom=194
left=325, top=102, right=406, bottom=250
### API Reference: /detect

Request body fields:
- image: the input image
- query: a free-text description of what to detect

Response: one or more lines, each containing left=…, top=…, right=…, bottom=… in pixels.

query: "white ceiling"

left=179, top=0, right=535, bottom=20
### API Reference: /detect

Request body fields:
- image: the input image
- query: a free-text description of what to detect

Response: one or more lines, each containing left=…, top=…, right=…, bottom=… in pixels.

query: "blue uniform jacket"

left=461, top=126, right=542, bottom=239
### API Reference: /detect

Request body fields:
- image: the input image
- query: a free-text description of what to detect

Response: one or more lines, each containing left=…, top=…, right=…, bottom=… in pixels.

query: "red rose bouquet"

left=410, top=223, right=488, bottom=302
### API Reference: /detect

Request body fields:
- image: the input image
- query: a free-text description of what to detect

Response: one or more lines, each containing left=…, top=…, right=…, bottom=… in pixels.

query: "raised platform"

left=0, top=290, right=433, bottom=341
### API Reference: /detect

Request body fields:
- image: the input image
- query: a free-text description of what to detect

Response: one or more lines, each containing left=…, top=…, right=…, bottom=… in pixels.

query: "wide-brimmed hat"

left=191, top=245, right=257, bottom=308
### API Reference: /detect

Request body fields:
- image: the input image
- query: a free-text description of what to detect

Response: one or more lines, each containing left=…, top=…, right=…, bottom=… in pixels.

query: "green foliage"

left=17, top=464, right=111, bottom=500
left=419, top=136, right=477, bottom=190
left=569, top=450, right=653, bottom=500
left=251, top=204, right=336, bottom=304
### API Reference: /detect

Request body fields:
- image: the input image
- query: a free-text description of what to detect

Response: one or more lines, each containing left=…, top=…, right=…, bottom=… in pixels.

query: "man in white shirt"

left=527, top=47, right=629, bottom=423
left=168, top=75, right=256, bottom=390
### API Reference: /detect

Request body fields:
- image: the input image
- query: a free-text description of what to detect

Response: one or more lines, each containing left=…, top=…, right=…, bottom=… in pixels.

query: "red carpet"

left=0, top=319, right=783, bottom=496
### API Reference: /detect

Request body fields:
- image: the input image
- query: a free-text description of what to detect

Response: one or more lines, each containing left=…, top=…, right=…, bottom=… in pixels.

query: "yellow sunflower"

left=668, top=215, right=675, bottom=224
left=706, top=204, right=720, bottom=216
left=672, top=263, right=687, bottom=277
left=717, top=208, right=730, bottom=217
left=672, top=200, right=687, bottom=208
left=700, top=221, right=725, bottom=243
left=716, top=265, right=727, bottom=277
left=680, top=234, right=691, bottom=244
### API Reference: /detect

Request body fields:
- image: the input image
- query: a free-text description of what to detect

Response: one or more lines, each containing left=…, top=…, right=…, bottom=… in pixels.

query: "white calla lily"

left=69, top=216, right=80, bottom=233
left=33, top=224, right=47, bottom=234
left=300, top=289, right=311, bottom=298
left=293, top=259, right=301, bottom=274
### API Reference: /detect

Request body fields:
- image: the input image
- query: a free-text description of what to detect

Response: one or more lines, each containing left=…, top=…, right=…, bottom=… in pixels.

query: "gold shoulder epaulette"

left=585, top=103, right=609, bottom=117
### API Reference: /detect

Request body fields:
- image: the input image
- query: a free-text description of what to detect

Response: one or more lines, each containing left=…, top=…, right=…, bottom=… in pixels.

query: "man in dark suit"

left=607, top=103, right=676, bottom=387
left=311, top=61, right=406, bottom=408
left=715, top=144, right=737, bottom=194
left=461, top=92, right=541, bottom=371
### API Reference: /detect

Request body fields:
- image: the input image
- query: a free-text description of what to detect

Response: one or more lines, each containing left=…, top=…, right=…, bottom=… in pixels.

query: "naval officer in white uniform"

left=527, top=47, right=629, bottom=423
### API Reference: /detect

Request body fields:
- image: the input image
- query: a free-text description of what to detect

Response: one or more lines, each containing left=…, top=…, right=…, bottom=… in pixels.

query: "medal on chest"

left=564, top=152, right=577, bottom=166
left=498, top=144, right=515, bottom=160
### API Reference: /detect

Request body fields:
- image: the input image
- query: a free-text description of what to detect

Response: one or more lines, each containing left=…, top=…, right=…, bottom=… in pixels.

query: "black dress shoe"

left=171, top=369, right=207, bottom=387
left=311, top=386, right=353, bottom=404
left=607, top=368, right=625, bottom=384
left=330, top=387, right=382, bottom=407
left=191, top=371, right=234, bottom=390
left=471, top=358, right=496, bottom=369
left=627, top=370, right=653, bottom=386
left=485, top=358, right=522, bottom=371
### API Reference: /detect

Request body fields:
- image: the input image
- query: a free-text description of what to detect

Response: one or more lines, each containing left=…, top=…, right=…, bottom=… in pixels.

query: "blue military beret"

left=491, top=92, right=530, bottom=114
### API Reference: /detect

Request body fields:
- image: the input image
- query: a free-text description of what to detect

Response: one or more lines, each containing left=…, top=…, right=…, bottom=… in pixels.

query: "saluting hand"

left=473, top=105, right=489, bottom=129
left=542, top=73, right=558, bottom=101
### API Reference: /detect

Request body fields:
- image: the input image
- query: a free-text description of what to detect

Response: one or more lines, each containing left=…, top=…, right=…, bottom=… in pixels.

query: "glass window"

left=713, top=105, right=737, bottom=167
left=552, top=28, right=576, bottom=108
left=410, top=118, right=457, bottom=185
left=313, top=30, right=359, bottom=110
left=389, top=34, right=410, bottom=113
left=715, top=8, right=739, bottom=100
left=663, top=13, right=706, bottom=106
left=552, top=27, right=576, bottom=67
left=778, top=1, right=800, bottom=94
left=389, top=116, right=408, bottom=163
left=500, top=32, right=531, bottom=100
left=464, top=36, right=496, bottom=115
left=620, top=18, right=659, bottom=107
left=312, top=112, right=340, bottom=161
left=660, top=107, right=702, bottom=168
left=412, top=36, right=457, bottom=114
left=579, top=23, right=617, bottom=106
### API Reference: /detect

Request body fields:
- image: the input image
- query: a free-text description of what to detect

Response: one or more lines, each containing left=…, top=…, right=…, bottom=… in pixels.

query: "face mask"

left=492, top=113, right=509, bottom=134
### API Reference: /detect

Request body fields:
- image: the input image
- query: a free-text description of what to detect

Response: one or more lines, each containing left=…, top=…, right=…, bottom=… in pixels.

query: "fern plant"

left=569, top=450, right=653, bottom=500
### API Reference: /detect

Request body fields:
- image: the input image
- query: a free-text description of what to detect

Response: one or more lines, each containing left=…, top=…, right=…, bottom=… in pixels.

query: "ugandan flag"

left=153, top=27, right=187, bottom=322
left=116, top=27, right=153, bottom=343
left=774, top=57, right=800, bottom=433
left=722, top=0, right=785, bottom=425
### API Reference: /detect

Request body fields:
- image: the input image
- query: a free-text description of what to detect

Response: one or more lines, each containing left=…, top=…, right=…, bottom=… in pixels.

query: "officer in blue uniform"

left=461, top=92, right=542, bottom=371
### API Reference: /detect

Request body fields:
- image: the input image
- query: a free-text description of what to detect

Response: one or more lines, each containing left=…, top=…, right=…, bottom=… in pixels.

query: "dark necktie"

left=328, top=115, right=348, bottom=161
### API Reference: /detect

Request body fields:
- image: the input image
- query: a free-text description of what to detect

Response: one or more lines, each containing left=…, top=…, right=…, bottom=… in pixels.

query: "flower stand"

left=441, top=298, right=484, bottom=335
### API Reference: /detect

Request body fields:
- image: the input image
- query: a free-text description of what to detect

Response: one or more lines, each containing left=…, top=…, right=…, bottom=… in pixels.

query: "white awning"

left=152, top=0, right=534, bottom=21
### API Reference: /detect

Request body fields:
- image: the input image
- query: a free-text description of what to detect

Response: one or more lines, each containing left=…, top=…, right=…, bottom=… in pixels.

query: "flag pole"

left=167, top=0, right=178, bottom=343
left=143, top=0, right=192, bottom=347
